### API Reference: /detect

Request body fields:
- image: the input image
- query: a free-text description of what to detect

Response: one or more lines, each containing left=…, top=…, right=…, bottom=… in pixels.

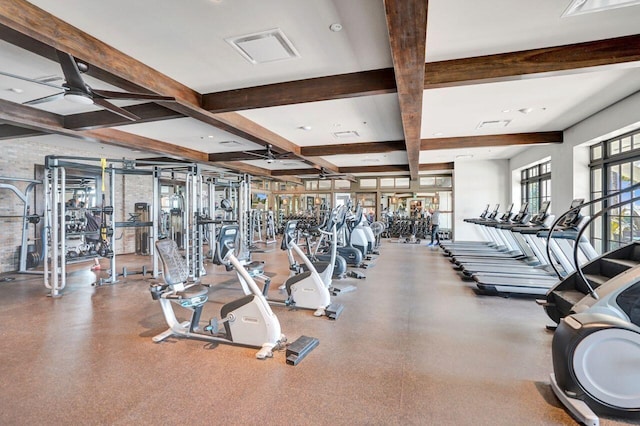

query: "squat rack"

left=0, top=176, right=42, bottom=274
left=44, top=156, right=203, bottom=297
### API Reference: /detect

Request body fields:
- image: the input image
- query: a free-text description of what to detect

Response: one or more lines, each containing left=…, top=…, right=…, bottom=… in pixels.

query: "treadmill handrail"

left=545, top=181, right=640, bottom=284
left=571, top=192, right=640, bottom=300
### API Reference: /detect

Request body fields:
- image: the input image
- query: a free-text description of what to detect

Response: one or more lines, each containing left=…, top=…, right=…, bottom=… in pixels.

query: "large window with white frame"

left=520, top=161, right=551, bottom=214
left=590, top=131, right=640, bottom=253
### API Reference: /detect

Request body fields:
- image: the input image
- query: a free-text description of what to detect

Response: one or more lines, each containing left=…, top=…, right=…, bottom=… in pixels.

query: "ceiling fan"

left=315, top=167, right=357, bottom=182
left=0, top=49, right=174, bottom=120
left=242, top=144, right=294, bottom=164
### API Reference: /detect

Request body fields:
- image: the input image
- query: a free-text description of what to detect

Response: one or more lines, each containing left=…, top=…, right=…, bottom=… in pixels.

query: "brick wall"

left=0, top=138, right=154, bottom=273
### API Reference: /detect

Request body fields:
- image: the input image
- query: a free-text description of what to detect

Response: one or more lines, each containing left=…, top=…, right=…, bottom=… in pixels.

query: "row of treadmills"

left=441, top=200, right=598, bottom=296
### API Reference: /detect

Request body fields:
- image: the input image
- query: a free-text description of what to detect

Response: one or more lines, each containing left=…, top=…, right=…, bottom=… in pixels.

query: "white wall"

left=453, top=159, right=509, bottom=241
left=509, top=91, right=640, bottom=213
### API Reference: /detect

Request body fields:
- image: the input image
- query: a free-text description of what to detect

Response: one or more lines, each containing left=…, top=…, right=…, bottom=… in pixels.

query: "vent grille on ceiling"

left=219, top=140, right=241, bottom=145
left=477, top=120, right=511, bottom=129
left=332, top=130, right=360, bottom=138
left=226, top=28, right=300, bottom=64
left=562, top=0, right=640, bottom=17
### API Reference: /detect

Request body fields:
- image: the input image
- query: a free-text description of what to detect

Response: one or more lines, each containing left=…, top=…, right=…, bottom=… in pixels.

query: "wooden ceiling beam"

left=300, top=140, right=406, bottom=156
left=0, top=98, right=275, bottom=176
left=202, top=68, right=396, bottom=113
left=425, top=34, right=640, bottom=89
left=16, top=32, right=635, bottom=142
left=340, top=164, right=409, bottom=174
left=64, top=103, right=184, bottom=130
left=0, top=98, right=72, bottom=136
left=419, top=163, right=454, bottom=171
left=421, top=132, right=563, bottom=150
left=271, top=168, right=321, bottom=176
left=0, top=124, right=45, bottom=140
left=384, top=0, right=428, bottom=181
left=81, top=128, right=208, bottom=162
left=208, top=151, right=269, bottom=162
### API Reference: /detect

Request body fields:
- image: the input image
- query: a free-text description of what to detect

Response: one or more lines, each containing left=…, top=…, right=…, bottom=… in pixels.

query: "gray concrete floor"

left=0, top=241, right=638, bottom=425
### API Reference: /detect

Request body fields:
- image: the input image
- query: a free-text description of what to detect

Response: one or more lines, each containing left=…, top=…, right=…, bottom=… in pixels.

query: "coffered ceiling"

left=0, top=0, right=639, bottom=181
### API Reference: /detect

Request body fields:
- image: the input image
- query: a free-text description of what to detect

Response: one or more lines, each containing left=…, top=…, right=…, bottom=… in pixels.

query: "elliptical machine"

left=310, top=205, right=349, bottom=281
left=545, top=195, right=640, bottom=425
left=149, top=228, right=284, bottom=360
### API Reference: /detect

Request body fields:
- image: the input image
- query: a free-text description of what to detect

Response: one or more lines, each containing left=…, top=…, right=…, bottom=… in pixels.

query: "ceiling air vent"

left=332, top=130, right=360, bottom=139
left=226, top=28, right=300, bottom=64
left=476, top=120, right=511, bottom=130
left=562, top=0, right=640, bottom=17
left=219, top=140, right=241, bottom=146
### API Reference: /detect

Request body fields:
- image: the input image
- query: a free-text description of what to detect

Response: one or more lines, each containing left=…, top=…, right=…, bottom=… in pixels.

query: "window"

left=359, top=178, right=377, bottom=189
left=520, top=161, right=551, bottom=214
left=590, top=130, right=640, bottom=253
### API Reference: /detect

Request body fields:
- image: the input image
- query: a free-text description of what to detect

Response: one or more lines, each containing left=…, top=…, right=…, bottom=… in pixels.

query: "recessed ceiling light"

left=9, top=87, right=23, bottom=93
left=502, top=109, right=511, bottom=113
left=518, top=108, right=534, bottom=114
left=298, top=125, right=312, bottom=131
left=329, top=23, right=343, bottom=32
left=207, top=135, right=214, bottom=139
left=432, top=132, right=444, bottom=137
left=562, top=0, right=640, bottom=17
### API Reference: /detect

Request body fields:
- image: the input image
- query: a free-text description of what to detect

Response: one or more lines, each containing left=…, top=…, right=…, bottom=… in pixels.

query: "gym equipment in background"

left=151, top=232, right=285, bottom=360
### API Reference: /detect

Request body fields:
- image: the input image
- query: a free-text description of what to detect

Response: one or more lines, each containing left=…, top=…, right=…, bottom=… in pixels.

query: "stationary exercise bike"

left=149, top=227, right=285, bottom=359
left=222, top=221, right=344, bottom=320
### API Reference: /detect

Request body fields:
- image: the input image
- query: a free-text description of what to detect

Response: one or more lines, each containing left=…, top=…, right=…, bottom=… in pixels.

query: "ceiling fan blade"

left=56, top=49, right=87, bottom=90
left=23, top=92, right=65, bottom=105
left=242, top=150, right=268, bottom=159
left=93, top=98, right=140, bottom=121
left=92, top=89, right=175, bottom=102
left=0, top=69, right=66, bottom=90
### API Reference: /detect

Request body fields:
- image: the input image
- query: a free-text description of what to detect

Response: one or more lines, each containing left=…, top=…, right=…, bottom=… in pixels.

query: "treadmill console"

left=487, top=204, right=500, bottom=220
left=511, top=202, right=529, bottom=223
left=499, top=203, right=514, bottom=221
left=479, top=204, right=490, bottom=219
left=529, top=201, right=551, bottom=224
left=560, top=198, right=585, bottom=228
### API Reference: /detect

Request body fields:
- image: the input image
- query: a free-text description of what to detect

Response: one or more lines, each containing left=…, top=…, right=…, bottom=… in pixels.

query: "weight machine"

left=0, top=176, right=43, bottom=274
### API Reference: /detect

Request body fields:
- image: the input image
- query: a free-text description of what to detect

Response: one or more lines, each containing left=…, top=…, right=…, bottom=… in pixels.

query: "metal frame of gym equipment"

left=0, top=176, right=43, bottom=274
left=187, top=169, right=244, bottom=280
left=44, top=156, right=201, bottom=297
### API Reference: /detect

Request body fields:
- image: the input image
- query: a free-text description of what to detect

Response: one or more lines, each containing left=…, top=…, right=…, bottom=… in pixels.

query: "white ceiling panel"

left=324, top=151, right=408, bottom=168
left=113, top=117, right=264, bottom=153
left=240, top=158, right=309, bottom=170
left=27, top=0, right=392, bottom=93
left=426, top=0, right=640, bottom=61
left=239, top=94, right=404, bottom=147
left=420, top=146, right=531, bottom=164
left=421, top=67, right=640, bottom=138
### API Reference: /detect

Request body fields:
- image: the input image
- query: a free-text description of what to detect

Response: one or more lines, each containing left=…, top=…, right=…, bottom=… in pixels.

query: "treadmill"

left=453, top=203, right=534, bottom=267
left=458, top=202, right=553, bottom=274
left=472, top=199, right=598, bottom=295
